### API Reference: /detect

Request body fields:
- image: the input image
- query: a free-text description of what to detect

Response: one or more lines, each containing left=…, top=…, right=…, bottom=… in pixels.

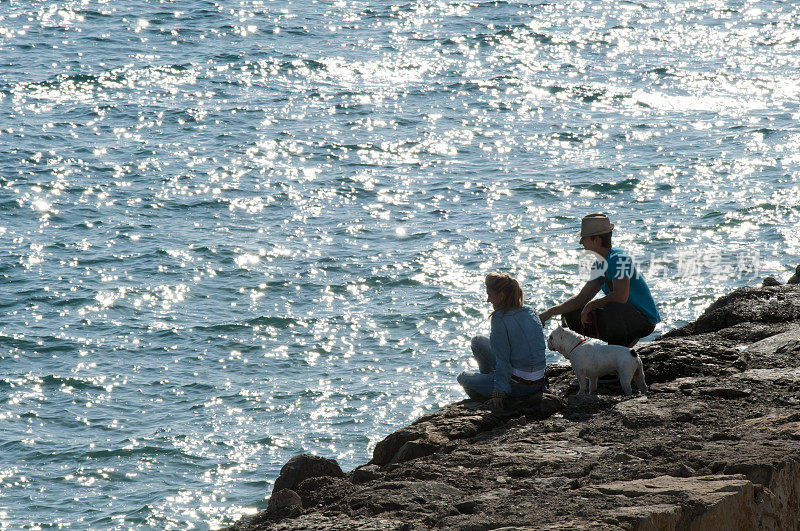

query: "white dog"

left=547, top=325, right=647, bottom=396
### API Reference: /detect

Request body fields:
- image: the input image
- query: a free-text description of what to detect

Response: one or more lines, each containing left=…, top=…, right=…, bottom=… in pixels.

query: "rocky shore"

left=228, top=282, right=800, bottom=530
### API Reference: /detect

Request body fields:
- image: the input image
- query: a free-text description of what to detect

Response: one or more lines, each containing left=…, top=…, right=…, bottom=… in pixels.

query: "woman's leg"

left=509, top=379, right=547, bottom=399
left=457, top=371, right=494, bottom=401
left=470, top=335, right=495, bottom=374
left=457, top=336, right=496, bottom=400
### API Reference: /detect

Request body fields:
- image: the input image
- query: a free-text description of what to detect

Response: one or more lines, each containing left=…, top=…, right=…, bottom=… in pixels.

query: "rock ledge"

left=228, top=284, right=800, bottom=530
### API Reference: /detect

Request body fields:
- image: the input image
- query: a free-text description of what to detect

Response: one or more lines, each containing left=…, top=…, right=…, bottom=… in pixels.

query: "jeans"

left=457, top=335, right=547, bottom=400
left=563, top=302, right=655, bottom=347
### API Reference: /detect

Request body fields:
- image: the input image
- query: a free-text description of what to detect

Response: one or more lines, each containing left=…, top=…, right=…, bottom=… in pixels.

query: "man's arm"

left=579, top=277, right=629, bottom=323
left=540, top=280, right=602, bottom=323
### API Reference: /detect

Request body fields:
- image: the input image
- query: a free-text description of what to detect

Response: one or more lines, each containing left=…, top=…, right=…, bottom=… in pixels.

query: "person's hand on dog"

left=486, top=396, right=503, bottom=410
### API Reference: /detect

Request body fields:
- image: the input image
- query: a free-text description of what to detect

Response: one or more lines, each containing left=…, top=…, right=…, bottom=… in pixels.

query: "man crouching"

left=539, top=213, right=661, bottom=348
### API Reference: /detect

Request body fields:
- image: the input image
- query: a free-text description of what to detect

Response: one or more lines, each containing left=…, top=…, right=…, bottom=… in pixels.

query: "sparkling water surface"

left=2, top=0, right=800, bottom=528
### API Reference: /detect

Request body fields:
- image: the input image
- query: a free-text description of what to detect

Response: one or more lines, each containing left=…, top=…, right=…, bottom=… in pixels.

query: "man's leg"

left=593, top=304, right=628, bottom=346
left=562, top=309, right=602, bottom=339
left=595, top=303, right=654, bottom=346
left=563, top=310, right=585, bottom=335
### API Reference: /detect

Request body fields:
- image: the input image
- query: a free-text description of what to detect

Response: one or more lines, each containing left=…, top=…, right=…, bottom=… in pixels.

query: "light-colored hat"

left=578, top=213, right=614, bottom=237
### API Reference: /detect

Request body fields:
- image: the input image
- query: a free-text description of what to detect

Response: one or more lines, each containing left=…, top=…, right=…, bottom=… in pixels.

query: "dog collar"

left=568, top=338, right=587, bottom=355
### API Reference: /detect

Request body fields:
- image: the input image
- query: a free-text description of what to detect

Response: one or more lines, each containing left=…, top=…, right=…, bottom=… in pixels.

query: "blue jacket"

left=490, top=306, right=547, bottom=396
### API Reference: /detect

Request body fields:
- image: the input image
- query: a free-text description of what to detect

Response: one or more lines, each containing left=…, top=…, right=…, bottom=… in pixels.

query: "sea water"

left=1, top=0, right=799, bottom=528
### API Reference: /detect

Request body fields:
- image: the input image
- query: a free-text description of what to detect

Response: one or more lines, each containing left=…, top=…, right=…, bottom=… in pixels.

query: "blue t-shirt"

left=591, top=247, right=661, bottom=324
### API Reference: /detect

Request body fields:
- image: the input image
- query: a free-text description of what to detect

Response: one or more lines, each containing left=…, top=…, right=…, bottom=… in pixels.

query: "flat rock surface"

left=227, top=284, right=800, bottom=530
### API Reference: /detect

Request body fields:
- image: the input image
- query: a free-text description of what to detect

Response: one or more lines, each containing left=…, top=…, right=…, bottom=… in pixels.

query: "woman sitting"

left=457, top=272, right=548, bottom=409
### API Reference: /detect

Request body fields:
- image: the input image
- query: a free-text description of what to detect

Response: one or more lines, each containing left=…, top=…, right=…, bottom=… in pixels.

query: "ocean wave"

left=39, top=375, right=107, bottom=391
left=585, top=178, right=641, bottom=193
left=84, top=445, right=193, bottom=460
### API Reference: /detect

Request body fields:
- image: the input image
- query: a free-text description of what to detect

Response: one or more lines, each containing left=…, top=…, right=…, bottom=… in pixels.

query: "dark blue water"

left=1, top=0, right=799, bottom=527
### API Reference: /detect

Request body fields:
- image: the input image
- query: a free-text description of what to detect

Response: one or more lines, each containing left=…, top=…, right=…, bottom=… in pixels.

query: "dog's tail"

left=630, top=348, right=637, bottom=357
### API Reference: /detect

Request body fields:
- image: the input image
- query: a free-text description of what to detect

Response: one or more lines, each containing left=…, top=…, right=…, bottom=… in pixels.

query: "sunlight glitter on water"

left=1, top=0, right=800, bottom=528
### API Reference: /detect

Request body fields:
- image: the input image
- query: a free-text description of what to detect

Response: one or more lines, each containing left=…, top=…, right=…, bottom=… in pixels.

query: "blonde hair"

left=485, top=272, right=524, bottom=315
